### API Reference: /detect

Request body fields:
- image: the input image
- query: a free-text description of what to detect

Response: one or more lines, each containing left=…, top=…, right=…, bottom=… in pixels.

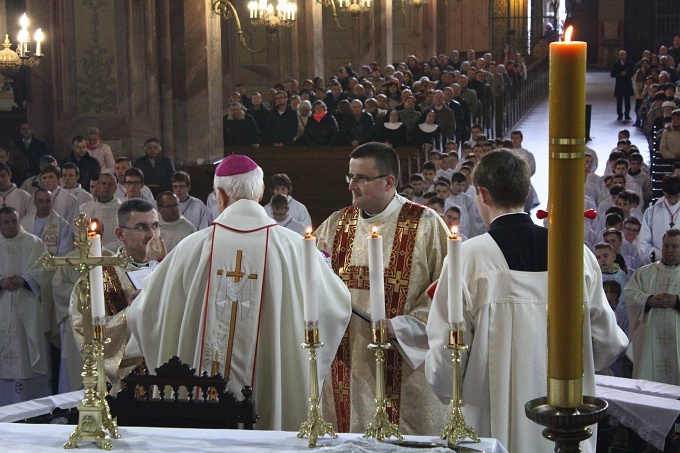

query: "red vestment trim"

left=329, top=201, right=424, bottom=431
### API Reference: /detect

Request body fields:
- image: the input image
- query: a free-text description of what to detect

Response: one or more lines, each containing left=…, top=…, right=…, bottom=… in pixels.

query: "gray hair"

left=214, top=166, right=265, bottom=201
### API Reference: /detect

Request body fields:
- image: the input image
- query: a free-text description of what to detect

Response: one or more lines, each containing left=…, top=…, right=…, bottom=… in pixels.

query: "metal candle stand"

left=38, top=214, right=130, bottom=449
left=297, top=322, right=338, bottom=447
left=440, top=329, right=480, bottom=447
left=363, top=319, right=404, bottom=441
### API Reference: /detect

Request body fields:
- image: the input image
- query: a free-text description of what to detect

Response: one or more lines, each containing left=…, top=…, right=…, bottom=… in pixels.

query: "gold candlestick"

left=297, top=322, right=338, bottom=447
left=440, top=329, right=480, bottom=447
left=364, top=319, right=404, bottom=441
left=38, top=214, right=130, bottom=449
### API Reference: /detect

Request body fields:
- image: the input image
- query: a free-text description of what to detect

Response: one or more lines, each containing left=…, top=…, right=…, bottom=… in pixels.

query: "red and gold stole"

left=330, top=201, right=424, bottom=432
left=102, top=266, right=130, bottom=316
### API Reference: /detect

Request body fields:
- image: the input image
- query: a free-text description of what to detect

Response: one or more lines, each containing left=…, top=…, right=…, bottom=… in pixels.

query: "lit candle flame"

left=88, top=219, right=103, bottom=236
left=450, top=226, right=459, bottom=239
left=305, top=226, right=313, bottom=239
left=564, top=25, right=573, bottom=43
left=19, top=13, right=28, bottom=30
left=371, top=226, right=379, bottom=238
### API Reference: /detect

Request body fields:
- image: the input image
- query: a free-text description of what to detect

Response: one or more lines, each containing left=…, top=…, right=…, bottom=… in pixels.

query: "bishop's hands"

left=0, top=275, right=27, bottom=291
left=647, top=293, right=680, bottom=310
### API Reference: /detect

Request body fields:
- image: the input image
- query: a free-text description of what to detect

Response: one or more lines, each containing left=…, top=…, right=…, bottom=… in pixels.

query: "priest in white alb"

left=624, top=228, right=680, bottom=384
left=127, top=155, right=351, bottom=431
left=0, top=207, right=52, bottom=406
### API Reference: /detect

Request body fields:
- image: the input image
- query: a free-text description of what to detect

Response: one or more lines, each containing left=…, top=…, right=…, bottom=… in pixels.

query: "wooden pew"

left=177, top=145, right=420, bottom=227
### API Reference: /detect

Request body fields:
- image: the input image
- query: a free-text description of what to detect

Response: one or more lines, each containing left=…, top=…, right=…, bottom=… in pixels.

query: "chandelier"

left=213, top=0, right=296, bottom=54
left=0, top=13, right=43, bottom=87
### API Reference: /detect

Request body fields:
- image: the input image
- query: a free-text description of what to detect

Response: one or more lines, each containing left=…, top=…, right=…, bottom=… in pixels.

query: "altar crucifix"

left=37, top=213, right=131, bottom=450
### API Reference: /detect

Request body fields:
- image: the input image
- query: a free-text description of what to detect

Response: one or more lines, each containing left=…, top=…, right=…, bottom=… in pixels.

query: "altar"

left=0, top=423, right=506, bottom=452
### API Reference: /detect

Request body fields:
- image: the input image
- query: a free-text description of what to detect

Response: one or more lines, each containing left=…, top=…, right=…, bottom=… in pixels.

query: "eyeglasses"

left=119, top=223, right=160, bottom=233
left=345, top=174, right=389, bottom=186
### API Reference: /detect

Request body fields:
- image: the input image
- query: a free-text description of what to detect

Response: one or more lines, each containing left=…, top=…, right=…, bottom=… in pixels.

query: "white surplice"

left=178, top=196, right=211, bottom=230
left=624, top=261, right=680, bottom=385
left=0, top=228, right=51, bottom=406
left=426, top=236, right=627, bottom=453
left=127, top=199, right=351, bottom=430
left=159, top=215, right=196, bottom=251
left=0, top=184, right=32, bottom=219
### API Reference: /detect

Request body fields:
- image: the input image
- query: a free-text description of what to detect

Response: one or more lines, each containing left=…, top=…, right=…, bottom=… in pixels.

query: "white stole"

left=199, top=223, right=267, bottom=393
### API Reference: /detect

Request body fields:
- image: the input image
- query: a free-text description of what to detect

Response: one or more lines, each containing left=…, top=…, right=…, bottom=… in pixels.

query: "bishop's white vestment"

left=127, top=199, right=351, bottom=430
left=315, top=195, right=451, bottom=435
left=0, top=228, right=51, bottom=406
left=624, top=261, right=680, bottom=384
left=426, top=231, right=627, bottom=453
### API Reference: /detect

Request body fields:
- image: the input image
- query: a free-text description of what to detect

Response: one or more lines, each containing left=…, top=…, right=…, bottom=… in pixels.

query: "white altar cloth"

left=0, top=424, right=506, bottom=452
left=596, top=376, right=680, bottom=450
left=0, top=390, right=83, bottom=422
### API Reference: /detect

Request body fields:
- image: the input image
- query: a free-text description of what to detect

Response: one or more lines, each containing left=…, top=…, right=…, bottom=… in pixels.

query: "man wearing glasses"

left=67, top=199, right=161, bottom=393
left=641, top=174, right=680, bottom=262
left=315, top=142, right=450, bottom=434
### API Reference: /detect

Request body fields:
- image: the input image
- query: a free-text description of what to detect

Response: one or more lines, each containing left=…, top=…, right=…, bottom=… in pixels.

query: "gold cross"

left=224, top=250, right=258, bottom=283
left=387, top=269, right=408, bottom=291
left=659, top=277, right=676, bottom=294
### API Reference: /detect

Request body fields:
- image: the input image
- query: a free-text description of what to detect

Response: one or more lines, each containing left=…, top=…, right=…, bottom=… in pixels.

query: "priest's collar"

left=489, top=211, right=532, bottom=230
left=361, top=194, right=403, bottom=222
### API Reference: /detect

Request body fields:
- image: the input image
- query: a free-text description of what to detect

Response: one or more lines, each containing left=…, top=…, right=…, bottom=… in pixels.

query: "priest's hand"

left=647, top=293, right=678, bottom=309
left=128, top=289, right=142, bottom=306
left=0, top=275, right=25, bottom=291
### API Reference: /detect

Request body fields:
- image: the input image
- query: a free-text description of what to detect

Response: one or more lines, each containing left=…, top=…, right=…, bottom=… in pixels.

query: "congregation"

left=1, top=38, right=680, bottom=453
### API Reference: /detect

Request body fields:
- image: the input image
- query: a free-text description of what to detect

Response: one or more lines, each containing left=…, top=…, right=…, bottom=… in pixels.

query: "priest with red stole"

left=127, top=155, right=351, bottom=430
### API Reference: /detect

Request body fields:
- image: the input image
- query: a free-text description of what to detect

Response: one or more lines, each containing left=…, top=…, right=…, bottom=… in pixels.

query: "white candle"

left=89, top=232, right=106, bottom=320
left=368, top=227, right=386, bottom=321
left=302, top=228, right=318, bottom=323
left=447, top=227, right=463, bottom=327
left=34, top=29, right=43, bottom=56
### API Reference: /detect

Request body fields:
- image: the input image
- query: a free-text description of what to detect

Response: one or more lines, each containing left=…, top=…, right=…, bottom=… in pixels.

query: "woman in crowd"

left=375, top=109, right=407, bottom=148
left=300, top=100, right=339, bottom=146
left=413, top=109, right=443, bottom=151
left=86, top=126, right=115, bottom=174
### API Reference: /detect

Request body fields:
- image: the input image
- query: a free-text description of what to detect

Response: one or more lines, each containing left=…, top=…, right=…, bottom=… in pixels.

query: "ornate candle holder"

left=525, top=395, right=608, bottom=453
left=298, top=322, right=338, bottom=447
left=364, top=319, right=404, bottom=441
left=37, top=214, right=130, bottom=450
left=440, top=329, right=479, bottom=447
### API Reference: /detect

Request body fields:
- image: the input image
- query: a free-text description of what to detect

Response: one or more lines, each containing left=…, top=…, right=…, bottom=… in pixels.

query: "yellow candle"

left=547, top=26, right=586, bottom=408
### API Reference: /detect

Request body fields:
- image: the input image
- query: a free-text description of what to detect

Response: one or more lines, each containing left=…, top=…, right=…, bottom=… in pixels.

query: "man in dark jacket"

left=341, top=100, right=374, bottom=146
left=223, top=102, right=260, bottom=148
left=611, top=50, right=635, bottom=121
left=15, top=123, right=48, bottom=177
left=266, top=91, right=298, bottom=146
left=60, top=136, right=101, bottom=192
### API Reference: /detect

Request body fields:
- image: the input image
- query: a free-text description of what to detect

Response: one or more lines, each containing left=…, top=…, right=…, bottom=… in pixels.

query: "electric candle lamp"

left=547, top=25, right=586, bottom=408
left=447, top=226, right=463, bottom=328
left=34, top=28, right=43, bottom=56
left=88, top=221, right=106, bottom=321
left=302, top=227, right=318, bottom=323
left=367, top=226, right=386, bottom=321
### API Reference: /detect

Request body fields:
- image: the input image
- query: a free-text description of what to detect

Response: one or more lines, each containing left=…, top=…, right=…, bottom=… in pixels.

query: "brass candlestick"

left=364, top=319, right=404, bottom=441
left=38, top=214, right=130, bottom=450
left=297, top=322, right=338, bottom=447
left=440, top=329, right=480, bottom=447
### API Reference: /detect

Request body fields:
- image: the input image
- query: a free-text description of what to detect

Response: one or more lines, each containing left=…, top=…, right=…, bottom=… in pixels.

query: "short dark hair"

left=116, top=156, right=132, bottom=164
left=473, top=149, right=530, bottom=209
left=0, top=206, right=17, bottom=217
left=62, top=162, right=80, bottom=176
left=156, top=191, right=176, bottom=206
left=271, top=174, right=293, bottom=192
left=270, top=194, right=289, bottom=210
left=510, top=130, right=523, bottom=140
left=603, top=228, right=623, bottom=241
left=451, top=172, right=467, bottom=184
left=663, top=228, right=680, bottom=240
left=350, top=142, right=401, bottom=181
left=41, top=164, right=61, bottom=178
left=171, top=171, right=191, bottom=185
left=602, top=280, right=622, bottom=297
left=71, top=135, right=86, bottom=145
left=623, top=217, right=641, bottom=228
left=0, top=162, right=10, bottom=175
left=422, top=161, right=436, bottom=172
left=594, top=242, right=614, bottom=252
left=125, top=167, right=145, bottom=184
left=446, top=205, right=461, bottom=216
left=117, top=199, right=155, bottom=227
left=663, top=174, right=680, bottom=196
